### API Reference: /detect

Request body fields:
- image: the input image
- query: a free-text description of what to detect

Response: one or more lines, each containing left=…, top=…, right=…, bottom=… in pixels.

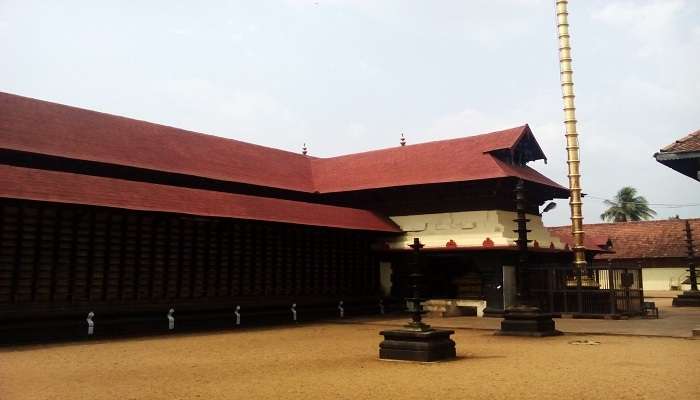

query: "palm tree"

left=600, top=187, right=657, bottom=222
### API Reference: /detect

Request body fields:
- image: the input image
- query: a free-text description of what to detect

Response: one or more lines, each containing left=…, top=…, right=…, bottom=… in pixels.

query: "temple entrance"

left=420, top=254, right=488, bottom=317
left=383, top=249, right=535, bottom=317
left=420, top=255, right=482, bottom=299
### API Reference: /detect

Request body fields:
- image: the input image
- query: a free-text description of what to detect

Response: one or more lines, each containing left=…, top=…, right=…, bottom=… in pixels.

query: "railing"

left=527, top=263, right=644, bottom=317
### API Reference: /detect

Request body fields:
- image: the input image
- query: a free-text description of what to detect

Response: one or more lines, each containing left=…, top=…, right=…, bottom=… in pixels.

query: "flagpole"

left=556, top=0, right=588, bottom=273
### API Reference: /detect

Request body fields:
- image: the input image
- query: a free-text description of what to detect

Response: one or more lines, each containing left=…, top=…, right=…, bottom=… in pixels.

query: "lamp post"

left=405, top=238, right=431, bottom=331
left=379, top=238, right=456, bottom=362
left=672, top=220, right=700, bottom=306
left=513, top=179, right=532, bottom=306
left=497, top=179, right=560, bottom=336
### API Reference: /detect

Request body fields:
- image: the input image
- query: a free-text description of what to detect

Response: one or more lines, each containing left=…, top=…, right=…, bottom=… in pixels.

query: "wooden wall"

left=0, top=199, right=380, bottom=312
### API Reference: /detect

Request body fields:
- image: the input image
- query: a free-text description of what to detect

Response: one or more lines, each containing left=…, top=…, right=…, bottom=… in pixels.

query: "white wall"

left=642, top=268, right=690, bottom=291
left=385, top=210, right=565, bottom=249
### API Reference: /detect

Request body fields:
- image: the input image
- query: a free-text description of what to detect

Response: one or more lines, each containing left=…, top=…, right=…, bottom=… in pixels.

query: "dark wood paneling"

left=0, top=199, right=381, bottom=311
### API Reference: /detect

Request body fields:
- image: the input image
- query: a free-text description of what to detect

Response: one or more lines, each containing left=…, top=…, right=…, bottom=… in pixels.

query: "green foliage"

left=600, top=187, right=657, bottom=222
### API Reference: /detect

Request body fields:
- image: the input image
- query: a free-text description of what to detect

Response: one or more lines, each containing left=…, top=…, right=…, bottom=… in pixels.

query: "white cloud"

left=593, top=0, right=684, bottom=32
left=592, top=0, right=686, bottom=56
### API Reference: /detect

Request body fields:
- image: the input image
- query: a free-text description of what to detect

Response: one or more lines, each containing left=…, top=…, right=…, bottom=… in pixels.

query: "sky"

left=1, top=0, right=698, bottom=226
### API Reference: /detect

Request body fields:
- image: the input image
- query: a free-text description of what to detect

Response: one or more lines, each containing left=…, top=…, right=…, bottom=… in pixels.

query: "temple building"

left=549, top=219, right=700, bottom=292
left=0, top=91, right=574, bottom=339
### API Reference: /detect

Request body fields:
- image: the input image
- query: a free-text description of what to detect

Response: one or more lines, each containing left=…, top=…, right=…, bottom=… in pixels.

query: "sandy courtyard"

left=0, top=321, right=698, bottom=400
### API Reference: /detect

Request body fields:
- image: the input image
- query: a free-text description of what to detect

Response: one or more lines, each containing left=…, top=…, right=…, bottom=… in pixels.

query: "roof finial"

left=302, top=143, right=308, bottom=155
left=400, top=133, right=406, bottom=147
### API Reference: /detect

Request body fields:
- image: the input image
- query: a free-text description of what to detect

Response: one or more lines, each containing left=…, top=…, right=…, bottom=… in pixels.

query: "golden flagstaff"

left=556, top=0, right=587, bottom=274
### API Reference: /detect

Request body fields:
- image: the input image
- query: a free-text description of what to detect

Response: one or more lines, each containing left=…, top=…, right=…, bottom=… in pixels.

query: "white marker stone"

left=86, top=311, right=95, bottom=336
left=167, top=308, right=175, bottom=330
left=291, top=303, right=297, bottom=322
left=235, top=305, right=241, bottom=326
left=338, top=300, right=344, bottom=318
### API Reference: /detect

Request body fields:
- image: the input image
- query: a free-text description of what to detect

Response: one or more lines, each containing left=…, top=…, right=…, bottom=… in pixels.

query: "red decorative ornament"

left=482, top=237, right=495, bottom=247
left=446, top=239, right=457, bottom=248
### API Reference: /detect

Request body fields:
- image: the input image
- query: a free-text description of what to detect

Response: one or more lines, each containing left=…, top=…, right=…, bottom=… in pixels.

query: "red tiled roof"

left=0, top=165, right=401, bottom=233
left=547, top=229, right=612, bottom=253
left=0, top=92, right=567, bottom=195
left=658, top=129, right=700, bottom=154
left=0, top=92, right=315, bottom=192
left=311, top=126, right=565, bottom=193
left=547, top=219, right=700, bottom=260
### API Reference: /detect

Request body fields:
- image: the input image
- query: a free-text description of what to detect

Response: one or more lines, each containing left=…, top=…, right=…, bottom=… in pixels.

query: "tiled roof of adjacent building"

left=0, top=91, right=567, bottom=195
left=657, top=129, right=700, bottom=154
left=547, top=219, right=700, bottom=261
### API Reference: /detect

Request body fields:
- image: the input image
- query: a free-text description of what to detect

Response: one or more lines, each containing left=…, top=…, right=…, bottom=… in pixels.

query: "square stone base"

left=672, top=291, right=700, bottom=307
left=379, top=329, right=456, bottom=362
left=496, top=306, right=562, bottom=337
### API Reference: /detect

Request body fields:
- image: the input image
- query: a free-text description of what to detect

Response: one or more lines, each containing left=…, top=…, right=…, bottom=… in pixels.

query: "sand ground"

left=1, top=320, right=698, bottom=400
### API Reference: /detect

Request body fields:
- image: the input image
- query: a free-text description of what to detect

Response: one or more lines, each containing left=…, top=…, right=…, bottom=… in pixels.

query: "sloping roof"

left=657, top=129, right=700, bottom=154
left=547, top=229, right=613, bottom=253
left=0, top=165, right=401, bottom=233
left=654, top=129, right=700, bottom=181
left=0, top=92, right=566, bottom=195
left=547, top=219, right=700, bottom=260
left=0, top=92, right=315, bottom=192
left=311, top=126, right=565, bottom=193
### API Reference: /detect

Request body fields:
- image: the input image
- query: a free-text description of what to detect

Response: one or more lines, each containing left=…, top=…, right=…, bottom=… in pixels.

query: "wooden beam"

left=132, top=214, right=143, bottom=300
left=176, top=218, right=185, bottom=299
left=117, top=212, right=128, bottom=300
left=85, top=209, right=97, bottom=300
left=66, top=208, right=80, bottom=303
left=49, top=207, right=61, bottom=302
left=9, top=203, right=24, bottom=303
left=162, top=217, right=173, bottom=299
left=214, top=221, right=223, bottom=297
left=30, top=206, right=45, bottom=302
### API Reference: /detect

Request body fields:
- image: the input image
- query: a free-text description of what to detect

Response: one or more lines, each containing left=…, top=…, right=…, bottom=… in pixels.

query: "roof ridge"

left=1, top=91, right=529, bottom=161
left=314, top=125, right=529, bottom=161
